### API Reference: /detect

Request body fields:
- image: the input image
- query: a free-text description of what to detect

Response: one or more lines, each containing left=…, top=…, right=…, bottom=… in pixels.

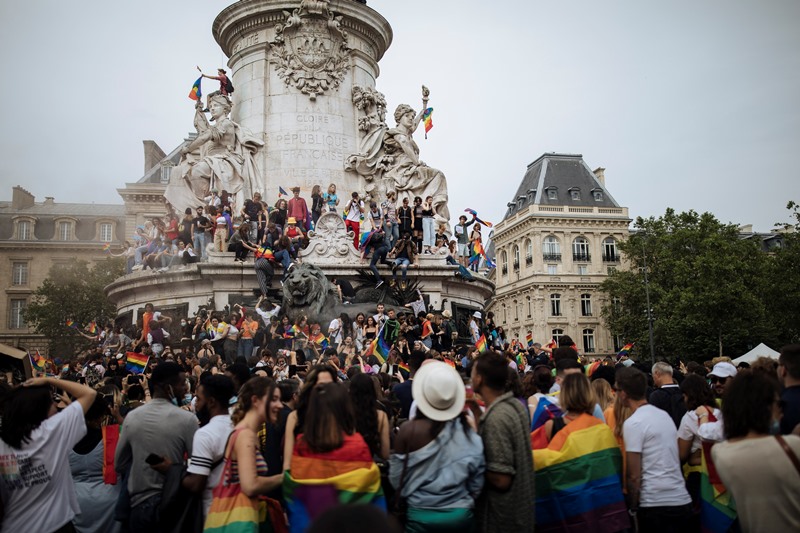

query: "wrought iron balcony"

left=543, top=253, right=562, bottom=262
left=602, top=253, right=620, bottom=263
left=573, top=252, right=591, bottom=262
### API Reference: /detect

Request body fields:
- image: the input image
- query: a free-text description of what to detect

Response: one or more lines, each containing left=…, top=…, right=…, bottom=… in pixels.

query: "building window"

left=613, top=335, right=623, bottom=353
left=100, top=223, right=113, bottom=242
left=12, top=262, right=28, bottom=286
left=602, top=237, right=619, bottom=262
left=502, top=304, right=507, bottom=325
left=514, top=300, right=519, bottom=321
left=612, top=297, right=622, bottom=313
left=501, top=251, right=508, bottom=275
left=578, top=265, right=588, bottom=275
left=593, top=190, right=604, bottom=201
left=582, top=329, right=595, bottom=353
left=17, top=220, right=32, bottom=240
left=546, top=187, right=558, bottom=200
left=513, top=246, right=520, bottom=271
left=525, top=239, right=533, bottom=265
left=552, top=328, right=564, bottom=345
left=543, top=236, right=561, bottom=261
left=9, top=299, right=27, bottom=329
left=547, top=264, right=557, bottom=275
left=160, top=163, right=174, bottom=184
left=550, top=294, right=562, bottom=316
left=570, top=188, right=581, bottom=201
left=581, top=293, right=592, bottom=316
left=607, top=266, right=617, bottom=275
left=58, top=221, right=71, bottom=241
left=572, top=237, right=591, bottom=261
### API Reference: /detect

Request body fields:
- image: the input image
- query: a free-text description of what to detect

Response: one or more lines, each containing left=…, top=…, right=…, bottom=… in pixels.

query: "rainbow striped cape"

left=532, top=414, right=629, bottom=533
left=284, top=433, right=385, bottom=533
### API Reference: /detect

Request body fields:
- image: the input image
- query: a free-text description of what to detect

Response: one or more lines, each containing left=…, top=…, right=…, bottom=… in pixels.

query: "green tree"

left=762, top=201, right=800, bottom=345
left=601, top=209, right=775, bottom=362
left=24, top=258, right=124, bottom=356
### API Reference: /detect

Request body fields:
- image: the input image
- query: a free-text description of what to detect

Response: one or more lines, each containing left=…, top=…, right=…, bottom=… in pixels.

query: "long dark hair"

left=680, top=373, right=715, bottom=410
left=1, top=386, right=54, bottom=448
left=349, top=373, right=380, bottom=457
left=301, top=383, right=355, bottom=453
left=231, top=377, right=275, bottom=425
left=294, top=365, right=339, bottom=436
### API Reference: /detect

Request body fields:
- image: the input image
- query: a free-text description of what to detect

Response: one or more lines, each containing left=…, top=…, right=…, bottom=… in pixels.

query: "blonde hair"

left=591, top=379, right=614, bottom=412
left=612, top=392, right=633, bottom=440
left=560, top=373, right=595, bottom=415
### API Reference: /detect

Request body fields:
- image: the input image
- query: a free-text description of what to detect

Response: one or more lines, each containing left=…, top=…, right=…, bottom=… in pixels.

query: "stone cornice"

left=494, top=216, right=631, bottom=243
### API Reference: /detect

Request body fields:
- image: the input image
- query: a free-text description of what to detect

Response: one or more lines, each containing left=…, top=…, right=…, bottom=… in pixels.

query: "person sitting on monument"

left=199, top=67, right=231, bottom=110
left=283, top=217, right=307, bottom=250
left=241, top=191, right=266, bottom=241
left=390, top=231, right=418, bottom=288
left=270, top=198, right=289, bottom=233
left=228, top=224, right=257, bottom=264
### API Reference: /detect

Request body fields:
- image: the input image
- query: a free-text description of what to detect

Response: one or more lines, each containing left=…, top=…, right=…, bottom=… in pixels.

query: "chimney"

left=44, top=197, right=55, bottom=206
left=143, top=140, right=167, bottom=173
left=593, top=167, right=606, bottom=186
left=11, top=186, right=35, bottom=210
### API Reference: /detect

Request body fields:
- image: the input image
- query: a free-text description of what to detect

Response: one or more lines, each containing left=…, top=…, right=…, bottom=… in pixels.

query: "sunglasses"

left=709, top=376, right=729, bottom=384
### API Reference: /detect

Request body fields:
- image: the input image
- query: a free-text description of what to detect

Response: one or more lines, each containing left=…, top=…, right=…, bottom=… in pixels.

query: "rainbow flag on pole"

left=617, top=342, right=634, bottom=358
left=531, top=414, right=629, bottom=533
left=526, top=332, right=534, bottom=348
left=284, top=433, right=385, bottom=533
left=364, top=329, right=391, bottom=365
left=30, top=350, right=48, bottom=371
left=125, top=352, right=149, bottom=374
left=188, top=76, right=202, bottom=101
left=422, top=107, right=433, bottom=138
left=476, top=334, right=488, bottom=353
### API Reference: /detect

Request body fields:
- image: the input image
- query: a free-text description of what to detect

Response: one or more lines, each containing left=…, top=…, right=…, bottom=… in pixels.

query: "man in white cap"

left=708, top=361, right=737, bottom=401
left=469, top=311, right=482, bottom=344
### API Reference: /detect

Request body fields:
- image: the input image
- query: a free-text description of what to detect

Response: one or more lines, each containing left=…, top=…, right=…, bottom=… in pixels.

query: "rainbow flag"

left=102, top=242, right=111, bottom=252
left=398, top=362, right=410, bottom=373
left=65, top=319, right=75, bottom=328
left=617, top=343, right=634, bottom=358
left=526, top=332, right=533, bottom=348
left=30, top=350, right=47, bottom=371
left=422, top=107, right=433, bottom=138
left=255, top=246, right=275, bottom=261
left=86, top=321, right=98, bottom=335
left=545, top=337, right=558, bottom=350
left=699, top=416, right=737, bottom=532
left=586, top=360, right=602, bottom=377
left=284, top=433, right=385, bottom=533
left=532, top=414, right=629, bottom=533
left=188, top=76, right=202, bottom=101
left=444, top=358, right=456, bottom=368
left=464, top=208, right=493, bottom=228
left=476, top=334, right=488, bottom=353
left=358, top=229, right=379, bottom=250
left=364, top=333, right=391, bottom=365
left=309, top=332, right=329, bottom=349
left=125, top=351, right=149, bottom=374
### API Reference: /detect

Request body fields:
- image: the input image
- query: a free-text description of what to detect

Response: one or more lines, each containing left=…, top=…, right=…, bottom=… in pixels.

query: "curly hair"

left=349, top=373, right=381, bottom=457
left=680, top=373, right=715, bottom=410
left=722, top=371, right=780, bottom=439
left=394, top=104, right=415, bottom=124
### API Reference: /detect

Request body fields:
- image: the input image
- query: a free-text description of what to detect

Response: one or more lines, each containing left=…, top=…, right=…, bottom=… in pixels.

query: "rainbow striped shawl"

left=284, top=433, right=385, bottom=533
left=532, top=414, right=629, bottom=533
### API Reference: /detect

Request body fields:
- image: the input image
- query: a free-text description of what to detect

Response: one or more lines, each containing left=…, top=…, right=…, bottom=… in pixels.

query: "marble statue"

left=164, top=95, right=263, bottom=213
left=382, top=103, right=450, bottom=222
left=346, top=86, right=450, bottom=222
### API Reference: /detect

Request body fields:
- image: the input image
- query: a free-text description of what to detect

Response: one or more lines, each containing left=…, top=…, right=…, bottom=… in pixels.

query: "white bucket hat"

left=412, top=361, right=466, bottom=421
left=473, top=311, right=482, bottom=319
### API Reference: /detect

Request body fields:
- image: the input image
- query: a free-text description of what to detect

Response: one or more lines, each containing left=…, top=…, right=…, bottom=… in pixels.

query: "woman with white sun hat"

left=389, top=361, right=486, bottom=532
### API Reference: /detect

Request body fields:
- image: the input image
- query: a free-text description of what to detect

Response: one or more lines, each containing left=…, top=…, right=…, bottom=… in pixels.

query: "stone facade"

left=0, top=186, right=126, bottom=354
left=487, top=154, right=631, bottom=355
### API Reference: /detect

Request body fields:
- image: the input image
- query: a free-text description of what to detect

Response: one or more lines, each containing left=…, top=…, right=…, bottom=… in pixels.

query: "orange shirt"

left=241, top=319, right=259, bottom=340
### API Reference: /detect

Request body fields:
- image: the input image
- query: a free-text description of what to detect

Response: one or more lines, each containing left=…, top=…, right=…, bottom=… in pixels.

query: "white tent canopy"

left=732, top=343, right=780, bottom=365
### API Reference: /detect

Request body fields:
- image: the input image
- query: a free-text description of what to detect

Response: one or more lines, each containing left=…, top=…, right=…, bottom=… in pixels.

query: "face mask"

left=181, top=321, right=187, bottom=327
left=183, top=393, right=193, bottom=407
left=168, top=386, right=179, bottom=407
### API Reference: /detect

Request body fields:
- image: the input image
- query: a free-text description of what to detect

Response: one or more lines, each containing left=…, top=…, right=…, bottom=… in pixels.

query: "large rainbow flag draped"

left=364, top=328, right=391, bottom=364
left=309, top=332, right=329, bottom=349
left=464, top=208, right=493, bottom=228
left=284, top=433, right=385, bottom=533
left=469, top=240, right=496, bottom=269
left=188, top=76, right=202, bottom=101
left=422, top=107, right=434, bottom=138
left=475, top=334, right=488, bottom=353
left=532, top=414, right=629, bottom=533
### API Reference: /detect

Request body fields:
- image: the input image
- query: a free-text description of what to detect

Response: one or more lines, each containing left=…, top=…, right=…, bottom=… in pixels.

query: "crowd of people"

left=2, top=285, right=799, bottom=533
left=115, top=184, right=490, bottom=287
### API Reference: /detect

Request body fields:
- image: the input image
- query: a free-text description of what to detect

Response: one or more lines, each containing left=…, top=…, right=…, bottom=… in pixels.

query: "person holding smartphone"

left=344, top=192, right=364, bottom=248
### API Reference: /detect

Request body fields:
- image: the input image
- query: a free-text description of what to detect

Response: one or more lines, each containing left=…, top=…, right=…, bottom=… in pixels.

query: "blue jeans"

left=193, top=232, right=206, bottom=259
left=370, top=245, right=392, bottom=282
left=393, top=258, right=411, bottom=280
left=274, top=249, right=292, bottom=280
left=422, top=217, right=435, bottom=247
left=384, top=220, right=399, bottom=249
left=238, top=338, right=254, bottom=359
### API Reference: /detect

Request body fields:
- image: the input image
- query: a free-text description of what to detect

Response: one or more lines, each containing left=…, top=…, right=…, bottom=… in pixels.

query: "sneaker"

left=287, top=262, right=296, bottom=271
left=391, top=263, right=398, bottom=274
left=401, top=281, right=407, bottom=290
left=376, top=280, right=384, bottom=289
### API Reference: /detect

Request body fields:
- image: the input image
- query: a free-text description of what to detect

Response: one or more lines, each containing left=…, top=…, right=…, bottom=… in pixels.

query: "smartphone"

left=289, top=364, right=297, bottom=378
left=145, top=453, right=162, bottom=466
left=103, top=395, right=115, bottom=409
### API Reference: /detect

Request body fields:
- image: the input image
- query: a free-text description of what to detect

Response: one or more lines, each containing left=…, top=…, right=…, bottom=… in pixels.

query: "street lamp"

left=641, top=236, right=656, bottom=367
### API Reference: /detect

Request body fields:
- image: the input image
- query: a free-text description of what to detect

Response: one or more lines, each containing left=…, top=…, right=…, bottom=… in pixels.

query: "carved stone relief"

left=299, top=212, right=362, bottom=264
left=271, top=0, right=351, bottom=100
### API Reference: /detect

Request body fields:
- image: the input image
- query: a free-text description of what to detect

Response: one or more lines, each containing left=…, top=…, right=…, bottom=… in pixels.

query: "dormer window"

left=517, top=196, right=526, bottom=208
left=53, top=217, right=77, bottom=241
left=546, top=187, right=558, bottom=200
left=160, top=162, right=175, bottom=184
left=569, top=188, right=581, bottom=201
left=14, top=218, right=34, bottom=240
left=592, top=189, right=604, bottom=201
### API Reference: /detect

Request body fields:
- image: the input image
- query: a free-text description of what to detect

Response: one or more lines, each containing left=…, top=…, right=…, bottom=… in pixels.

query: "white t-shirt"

left=328, top=318, right=343, bottom=344
left=469, top=320, right=480, bottom=343
left=345, top=200, right=364, bottom=222
left=678, top=408, right=721, bottom=453
left=623, top=404, right=691, bottom=507
left=186, top=415, right=234, bottom=518
left=0, top=401, right=87, bottom=532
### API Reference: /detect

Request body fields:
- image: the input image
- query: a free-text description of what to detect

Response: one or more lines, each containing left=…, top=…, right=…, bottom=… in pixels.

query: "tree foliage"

left=24, top=258, right=124, bottom=356
left=762, top=201, right=800, bottom=345
left=601, top=208, right=777, bottom=362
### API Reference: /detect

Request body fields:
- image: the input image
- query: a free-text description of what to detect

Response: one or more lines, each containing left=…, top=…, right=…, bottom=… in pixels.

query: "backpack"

left=225, top=77, right=234, bottom=94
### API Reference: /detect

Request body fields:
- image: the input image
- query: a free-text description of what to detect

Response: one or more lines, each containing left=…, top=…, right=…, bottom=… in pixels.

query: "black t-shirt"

left=781, top=385, right=800, bottom=435
left=179, top=216, right=193, bottom=244
left=192, top=215, right=209, bottom=234
left=243, top=200, right=264, bottom=220
left=335, top=279, right=356, bottom=298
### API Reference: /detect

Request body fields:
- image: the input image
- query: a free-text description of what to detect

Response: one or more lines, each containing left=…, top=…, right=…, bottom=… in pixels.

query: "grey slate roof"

left=503, top=153, right=620, bottom=220
left=0, top=201, right=124, bottom=217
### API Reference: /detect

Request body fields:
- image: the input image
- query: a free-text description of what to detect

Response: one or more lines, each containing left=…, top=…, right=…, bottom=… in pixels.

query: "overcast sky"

left=1, top=0, right=798, bottom=232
